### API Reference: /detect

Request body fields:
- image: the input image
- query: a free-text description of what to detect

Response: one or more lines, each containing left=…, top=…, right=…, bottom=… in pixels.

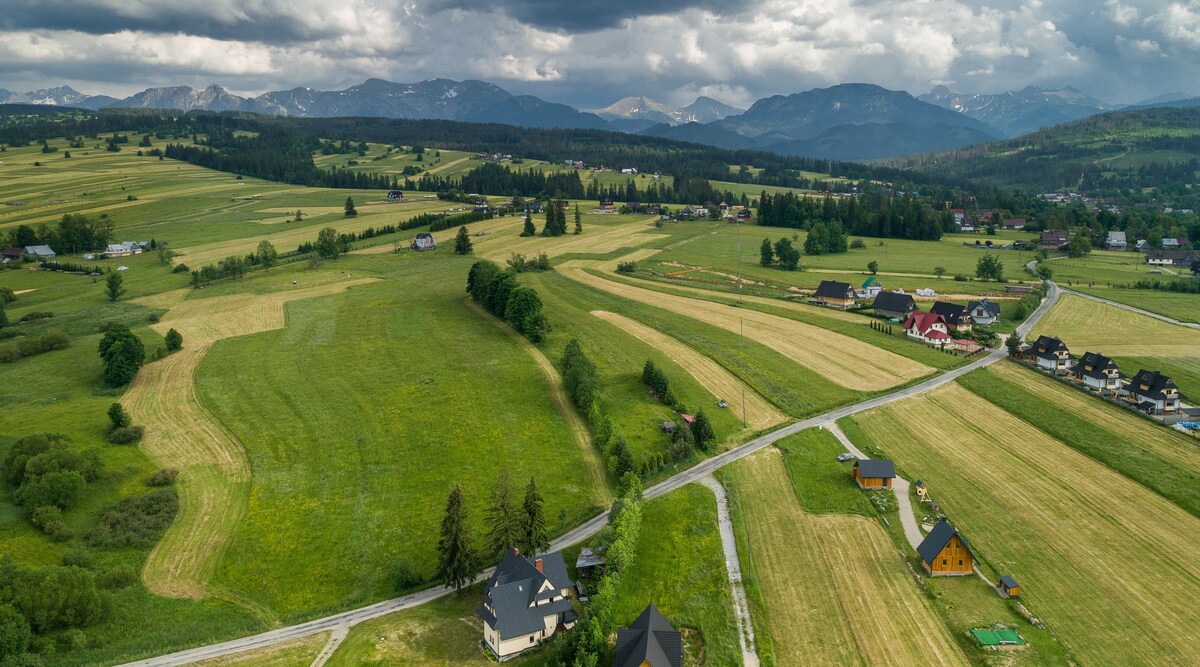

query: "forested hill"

left=895, top=107, right=1200, bottom=201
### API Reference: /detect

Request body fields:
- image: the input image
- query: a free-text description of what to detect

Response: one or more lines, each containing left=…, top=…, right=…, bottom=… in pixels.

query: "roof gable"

left=815, top=280, right=853, bottom=299
left=855, top=459, right=895, bottom=479
left=871, top=291, right=915, bottom=312
left=614, top=604, right=683, bottom=667
left=916, top=518, right=975, bottom=565
left=929, top=301, right=968, bottom=321
left=966, top=299, right=1000, bottom=317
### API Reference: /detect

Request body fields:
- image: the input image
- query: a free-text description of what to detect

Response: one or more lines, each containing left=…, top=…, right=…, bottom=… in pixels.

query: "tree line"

left=756, top=190, right=945, bottom=241
left=467, top=260, right=549, bottom=343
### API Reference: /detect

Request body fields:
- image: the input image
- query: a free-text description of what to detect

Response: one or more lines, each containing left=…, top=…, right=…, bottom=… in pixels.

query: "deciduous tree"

left=256, top=240, right=278, bottom=270
left=105, top=272, right=125, bottom=302
left=315, top=227, right=340, bottom=259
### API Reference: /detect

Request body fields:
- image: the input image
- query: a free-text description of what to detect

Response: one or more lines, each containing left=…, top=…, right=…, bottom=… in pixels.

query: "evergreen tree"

left=454, top=226, right=473, bottom=255
left=344, top=196, right=358, bottom=217
left=541, top=202, right=555, bottom=236
left=435, top=485, right=478, bottom=591
left=107, top=402, right=132, bottom=431
left=574, top=204, right=583, bottom=234
left=691, top=409, right=716, bottom=451
left=610, top=437, right=636, bottom=478
left=520, top=477, right=549, bottom=556
left=105, top=272, right=125, bottom=302
left=759, top=238, right=774, bottom=266
left=98, top=324, right=145, bottom=387
left=486, top=470, right=519, bottom=559
left=1006, top=333, right=1024, bottom=358
left=521, top=211, right=536, bottom=237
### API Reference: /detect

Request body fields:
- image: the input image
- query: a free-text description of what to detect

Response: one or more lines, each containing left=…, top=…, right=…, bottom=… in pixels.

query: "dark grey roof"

left=854, top=459, right=895, bottom=479
left=966, top=299, right=1000, bottom=318
left=614, top=604, right=683, bottom=667
left=576, top=547, right=606, bottom=569
left=916, top=518, right=974, bottom=565
left=1144, top=249, right=1196, bottom=263
left=1075, top=352, right=1120, bottom=380
left=999, top=575, right=1019, bottom=589
left=1032, top=335, right=1068, bottom=360
left=1129, top=369, right=1180, bottom=401
left=815, top=280, right=853, bottom=299
left=929, top=301, right=968, bottom=322
left=479, top=549, right=573, bottom=640
left=871, top=291, right=915, bottom=313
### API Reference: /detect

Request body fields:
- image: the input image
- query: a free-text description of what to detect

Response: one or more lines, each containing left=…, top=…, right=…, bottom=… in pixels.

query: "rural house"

left=966, top=299, right=1000, bottom=326
left=1039, top=230, right=1068, bottom=249
left=613, top=604, right=683, bottom=667
left=1161, top=236, right=1190, bottom=249
left=814, top=280, right=856, bottom=309
left=1073, top=352, right=1122, bottom=394
left=903, top=311, right=952, bottom=346
left=871, top=291, right=916, bottom=319
left=852, top=459, right=895, bottom=489
left=1126, top=369, right=1182, bottom=414
left=917, top=518, right=976, bottom=576
left=929, top=302, right=973, bottom=332
left=23, top=245, right=56, bottom=259
left=1002, top=218, right=1026, bottom=230
left=1144, top=249, right=1196, bottom=267
left=1031, top=335, right=1071, bottom=373
left=410, top=233, right=436, bottom=251
left=478, top=548, right=577, bottom=660
left=387, top=190, right=404, bottom=202
left=1105, top=230, right=1127, bottom=251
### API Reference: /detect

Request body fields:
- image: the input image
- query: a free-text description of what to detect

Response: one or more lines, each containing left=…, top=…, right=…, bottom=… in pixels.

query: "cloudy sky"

left=0, top=0, right=1196, bottom=107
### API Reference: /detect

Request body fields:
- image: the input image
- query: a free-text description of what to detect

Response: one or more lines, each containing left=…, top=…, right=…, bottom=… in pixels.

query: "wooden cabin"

left=999, top=575, right=1020, bottom=598
left=814, top=280, right=856, bottom=309
left=852, top=459, right=895, bottom=489
left=917, top=518, right=975, bottom=576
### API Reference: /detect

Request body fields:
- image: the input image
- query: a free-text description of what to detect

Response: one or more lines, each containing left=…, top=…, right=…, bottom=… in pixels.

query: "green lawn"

left=774, top=429, right=874, bottom=516
left=612, top=484, right=740, bottom=666
left=1070, top=285, right=1200, bottom=323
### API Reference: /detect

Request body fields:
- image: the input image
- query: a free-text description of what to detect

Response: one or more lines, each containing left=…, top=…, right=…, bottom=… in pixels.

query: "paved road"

left=121, top=282, right=1058, bottom=667
left=699, top=476, right=760, bottom=667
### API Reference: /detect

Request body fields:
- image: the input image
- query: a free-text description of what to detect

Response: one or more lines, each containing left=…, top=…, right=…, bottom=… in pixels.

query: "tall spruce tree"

left=521, top=211, right=536, bottom=237
left=521, top=477, right=549, bottom=556
left=574, top=204, right=582, bottom=234
left=486, top=470, right=519, bottom=559
left=454, top=226, right=473, bottom=255
left=435, top=485, right=478, bottom=590
left=691, top=409, right=716, bottom=451
left=759, top=238, right=774, bottom=266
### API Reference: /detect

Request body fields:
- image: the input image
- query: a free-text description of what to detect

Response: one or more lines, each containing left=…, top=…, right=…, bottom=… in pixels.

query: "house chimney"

left=535, top=558, right=543, bottom=573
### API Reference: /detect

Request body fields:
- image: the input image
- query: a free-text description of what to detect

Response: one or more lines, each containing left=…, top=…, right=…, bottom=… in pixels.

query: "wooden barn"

left=814, top=280, right=856, bottom=309
left=917, top=518, right=975, bottom=576
left=852, top=459, right=895, bottom=489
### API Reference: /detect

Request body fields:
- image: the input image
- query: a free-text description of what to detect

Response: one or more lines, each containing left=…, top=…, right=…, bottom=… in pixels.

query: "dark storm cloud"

left=429, top=0, right=752, bottom=32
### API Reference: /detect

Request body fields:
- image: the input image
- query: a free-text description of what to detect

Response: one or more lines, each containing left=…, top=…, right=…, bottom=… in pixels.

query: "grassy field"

left=193, top=633, right=329, bottom=667
left=1070, top=285, right=1200, bottom=323
left=1032, top=293, right=1200, bottom=398
left=727, top=448, right=968, bottom=667
left=845, top=382, right=1200, bottom=666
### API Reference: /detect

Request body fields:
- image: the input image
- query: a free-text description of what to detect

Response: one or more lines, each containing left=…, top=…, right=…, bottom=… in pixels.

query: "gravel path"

left=699, top=476, right=760, bottom=667
left=824, top=422, right=923, bottom=550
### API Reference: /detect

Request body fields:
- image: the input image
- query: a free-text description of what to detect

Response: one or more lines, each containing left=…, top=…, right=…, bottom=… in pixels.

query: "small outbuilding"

left=998, top=575, right=1021, bottom=598
left=917, top=518, right=975, bottom=576
left=852, top=459, right=895, bottom=489
left=614, top=604, right=683, bottom=667
left=23, top=245, right=56, bottom=259
left=575, top=547, right=607, bottom=579
left=411, top=233, right=436, bottom=251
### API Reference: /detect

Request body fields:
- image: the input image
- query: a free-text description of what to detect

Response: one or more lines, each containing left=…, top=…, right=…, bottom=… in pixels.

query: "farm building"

left=813, top=280, right=856, bottom=309
left=1073, top=352, right=1122, bottom=394
left=737, top=208, right=752, bottom=221
left=1002, top=218, right=1026, bottom=230
left=387, top=190, right=404, bottom=202
left=1, top=247, right=23, bottom=263
left=1039, top=230, right=1068, bottom=249
left=929, top=302, right=973, bottom=332
left=478, top=548, right=577, bottom=660
left=1144, top=249, right=1197, bottom=267
left=104, top=241, right=144, bottom=257
left=1105, top=230, right=1127, bottom=251
left=852, top=459, right=895, bottom=489
left=23, top=245, right=56, bottom=259
left=917, top=518, right=975, bottom=576
left=410, top=233, right=436, bottom=251
left=871, top=291, right=916, bottom=319
left=1031, top=335, right=1071, bottom=373
left=1161, top=236, right=1190, bottom=249
left=998, top=576, right=1021, bottom=598
left=902, top=311, right=952, bottom=346
left=614, top=604, right=683, bottom=667
left=966, top=299, right=1000, bottom=326
left=858, top=275, right=883, bottom=299
left=1126, top=369, right=1182, bottom=414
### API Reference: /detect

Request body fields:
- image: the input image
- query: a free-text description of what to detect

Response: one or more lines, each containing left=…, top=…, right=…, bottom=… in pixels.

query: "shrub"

left=0, top=564, right=107, bottom=632
left=616, top=261, right=637, bottom=273
left=0, top=287, right=14, bottom=304
left=148, top=468, right=178, bottom=486
left=0, top=603, right=31, bottom=661
left=146, top=312, right=159, bottom=323
left=171, top=263, right=189, bottom=273
left=17, top=312, right=52, bottom=324
left=164, top=328, right=182, bottom=352
left=107, top=426, right=144, bottom=445
left=850, top=238, right=866, bottom=249
left=60, top=550, right=94, bottom=569
left=107, top=403, right=131, bottom=431
left=0, top=347, right=19, bottom=364
left=953, top=274, right=969, bottom=282
left=389, top=559, right=424, bottom=593
left=35, top=329, right=68, bottom=352
left=96, top=566, right=137, bottom=590
left=87, top=489, right=179, bottom=549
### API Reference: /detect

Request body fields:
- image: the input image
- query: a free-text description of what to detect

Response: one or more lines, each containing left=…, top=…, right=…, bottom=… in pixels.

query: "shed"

left=916, top=518, right=975, bottom=576
left=998, top=575, right=1021, bottom=598
left=575, top=547, right=607, bottom=579
left=852, top=459, right=895, bottom=489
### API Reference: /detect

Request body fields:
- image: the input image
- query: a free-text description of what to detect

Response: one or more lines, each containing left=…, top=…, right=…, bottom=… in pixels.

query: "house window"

left=942, top=559, right=947, bottom=566
left=959, top=560, right=964, bottom=566
left=530, top=636, right=536, bottom=644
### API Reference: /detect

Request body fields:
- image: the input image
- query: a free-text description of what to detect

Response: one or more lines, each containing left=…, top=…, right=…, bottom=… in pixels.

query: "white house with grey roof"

left=479, top=548, right=577, bottom=660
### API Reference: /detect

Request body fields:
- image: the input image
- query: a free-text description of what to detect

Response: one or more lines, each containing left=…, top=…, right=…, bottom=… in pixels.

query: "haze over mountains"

left=4, top=77, right=1198, bottom=161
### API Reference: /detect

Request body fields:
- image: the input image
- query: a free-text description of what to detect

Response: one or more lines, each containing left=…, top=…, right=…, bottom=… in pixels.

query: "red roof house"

left=903, top=311, right=951, bottom=346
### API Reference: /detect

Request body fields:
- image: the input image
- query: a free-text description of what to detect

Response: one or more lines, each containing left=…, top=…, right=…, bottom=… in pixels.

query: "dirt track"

left=591, top=310, right=786, bottom=430
left=126, top=279, right=379, bottom=600
left=562, top=265, right=932, bottom=391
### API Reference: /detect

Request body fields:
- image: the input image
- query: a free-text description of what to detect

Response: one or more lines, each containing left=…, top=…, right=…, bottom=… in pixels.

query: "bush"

left=60, top=550, right=94, bottom=569
left=0, top=603, right=31, bottom=661
left=389, top=559, right=424, bottom=594
left=953, top=274, right=969, bottom=282
left=164, top=328, right=182, bottom=352
left=29, top=506, right=67, bottom=539
left=148, top=468, right=178, bottom=486
left=0, top=347, right=19, bottom=364
left=17, top=312, right=52, bottom=324
left=0, top=564, right=107, bottom=633
left=87, top=489, right=179, bottom=549
left=35, top=329, right=68, bottom=352
left=171, top=263, right=189, bottom=273
left=850, top=238, right=866, bottom=249
left=96, top=566, right=137, bottom=590
left=107, top=426, right=144, bottom=445
left=616, top=261, right=637, bottom=273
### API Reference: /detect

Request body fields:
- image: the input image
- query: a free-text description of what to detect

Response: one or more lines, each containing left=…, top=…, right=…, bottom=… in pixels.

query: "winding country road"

left=120, top=280, right=1058, bottom=667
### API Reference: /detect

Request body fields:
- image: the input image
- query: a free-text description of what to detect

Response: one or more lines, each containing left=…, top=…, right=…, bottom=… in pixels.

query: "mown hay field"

left=192, top=632, right=329, bottom=667
left=729, top=450, right=968, bottom=667
left=471, top=214, right=667, bottom=262
left=561, top=264, right=933, bottom=391
left=848, top=383, right=1200, bottom=666
left=591, top=310, right=785, bottom=430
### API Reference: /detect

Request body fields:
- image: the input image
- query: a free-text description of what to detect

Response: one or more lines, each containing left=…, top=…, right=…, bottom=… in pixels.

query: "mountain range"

left=5, top=78, right=1197, bottom=161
